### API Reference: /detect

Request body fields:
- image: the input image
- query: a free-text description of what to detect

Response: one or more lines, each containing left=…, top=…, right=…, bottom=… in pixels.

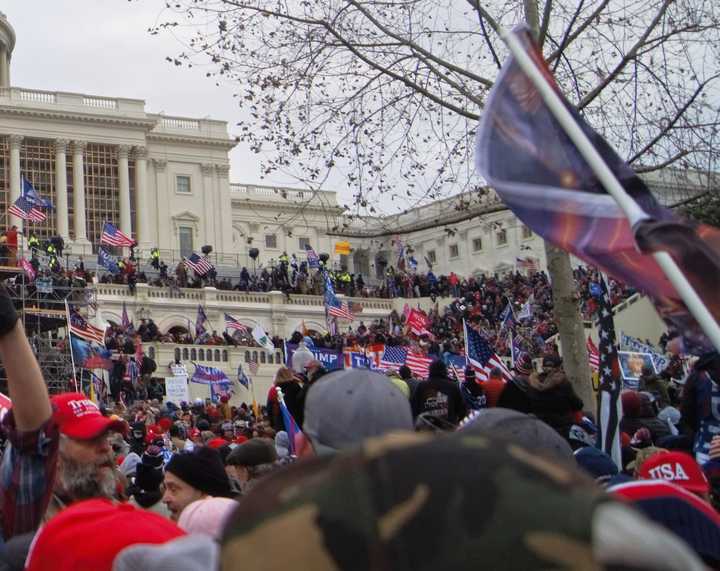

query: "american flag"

left=464, top=320, right=513, bottom=381
left=248, top=359, right=259, bottom=375
left=447, top=354, right=467, bottom=382
left=596, top=276, right=623, bottom=468
left=100, top=222, right=135, bottom=247
left=379, top=346, right=408, bottom=372
left=406, top=352, right=433, bottom=379
left=8, top=196, right=46, bottom=222
left=324, top=273, right=354, bottom=320
left=516, top=257, right=539, bottom=273
left=68, top=311, right=107, bottom=344
left=184, top=252, right=214, bottom=276
left=121, top=302, right=134, bottom=334
left=224, top=313, right=249, bottom=333
left=587, top=336, right=600, bottom=372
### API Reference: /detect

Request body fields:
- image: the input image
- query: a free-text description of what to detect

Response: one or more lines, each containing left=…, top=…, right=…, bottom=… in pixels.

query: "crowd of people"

left=0, top=277, right=717, bottom=569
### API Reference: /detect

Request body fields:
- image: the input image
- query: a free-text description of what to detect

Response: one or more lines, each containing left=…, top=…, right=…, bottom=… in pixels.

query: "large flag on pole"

left=100, top=222, right=135, bottom=247
left=8, top=196, right=46, bottom=222
left=463, top=320, right=513, bottom=382
left=252, top=324, right=275, bottom=353
left=195, top=305, right=208, bottom=338
left=595, top=277, right=623, bottom=469
left=475, top=26, right=720, bottom=352
left=22, top=176, right=52, bottom=209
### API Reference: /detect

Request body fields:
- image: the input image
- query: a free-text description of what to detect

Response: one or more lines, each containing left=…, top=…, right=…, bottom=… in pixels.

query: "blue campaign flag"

left=590, top=282, right=603, bottom=298
left=70, top=336, right=112, bottom=370
left=191, top=363, right=230, bottom=385
left=22, top=176, right=53, bottom=209
left=500, top=303, right=515, bottom=330
left=284, top=343, right=343, bottom=371
left=97, top=247, right=120, bottom=275
left=304, top=243, right=320, bottom=270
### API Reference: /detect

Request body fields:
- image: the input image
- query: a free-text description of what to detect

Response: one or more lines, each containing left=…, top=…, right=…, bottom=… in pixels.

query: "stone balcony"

left=93, top=283, right=397, bottom=340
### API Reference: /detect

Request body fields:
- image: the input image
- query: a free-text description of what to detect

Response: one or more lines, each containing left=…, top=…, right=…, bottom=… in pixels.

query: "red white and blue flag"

left=191, top=363, right=230, bottom=385
left=463, top=320, right=513, bottom=382
left=276, top=386, right=302, bottom=456
left=100, top=222, right=135, bottom=247
left=475, top=26, right=720, bottom=353
left=8, top=196, right=46, bottom=222
left=184, top=252, right=214, bottom=276
left=224, top=313, right=249, bottom=333
left=378, top=346, right=432, bottom=379
left=304, top=243, right=320, bottom=270
left=68, top=311, right=107, bottom=344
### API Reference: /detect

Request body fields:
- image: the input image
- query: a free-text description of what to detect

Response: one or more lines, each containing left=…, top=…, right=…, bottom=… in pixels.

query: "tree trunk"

left=545, top=242, right=594, bottom=409
left=522, top=0, right=593, bottom=409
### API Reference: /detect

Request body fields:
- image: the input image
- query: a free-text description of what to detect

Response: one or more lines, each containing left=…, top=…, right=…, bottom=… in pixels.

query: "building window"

left=178, top=226, right=193, bottom=258
left=190, top=349, right=197, bottom=361
left=265, top=234, right=277, bottom=249
left=182, top=348, right=189, bottom=360
left=472, top=238, right=483, bottom=252
left=427, top=250, right=437, bottom=264
left=260, top=352, right=267, bottom=364
left=176, top=175, right=191, bottom=194
left=244, top=351, right=250, bottom=362
left=496, top=229, right=508, bottom=246
left=449, top=244, right=459, bottom=258
left=521, top=225, right=533, bottom=239
left=199, top=349, right=205, bottom=361
left=298, top=237, right=310, bottom=250
left=214, top=349, right=220, bottom=361
left=222, top=350, right=228, bottom=362
left=174, top=348, right=180, bottom=362
left=148, top=347, right=155, bottom=359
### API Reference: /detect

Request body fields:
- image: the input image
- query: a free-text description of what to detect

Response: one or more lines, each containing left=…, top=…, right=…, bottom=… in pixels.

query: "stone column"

left=133, top=146, right=150, bottom=250
left=0, top=49, right=9, bottom=89
left=201, top=163, right=215, bottom=250
left=215, top=164, right=232, bottom=258
left=54, top=139, right=69, bottom=240
left=152, top=159, right=169, bottom=250
left=117, top=145, right=131, bottom=238
left=72, top=141, right=90, bottom=249
left=8, top=134, right=22, bottom=230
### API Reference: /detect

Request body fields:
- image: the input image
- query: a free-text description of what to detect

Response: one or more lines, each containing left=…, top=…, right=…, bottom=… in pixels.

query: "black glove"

left=0, top=286, right=18, bottom=338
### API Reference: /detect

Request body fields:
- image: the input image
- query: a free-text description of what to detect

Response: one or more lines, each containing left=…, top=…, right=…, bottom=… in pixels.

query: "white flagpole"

left=64, top=298, right=79, bottom=393
left=501, top=29, right=720, bottom=352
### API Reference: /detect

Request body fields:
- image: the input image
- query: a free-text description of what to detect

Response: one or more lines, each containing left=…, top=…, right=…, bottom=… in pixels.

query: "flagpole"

left=64, top=299, right=79, bottom=393
left=500, top=28, right=720, bottom=352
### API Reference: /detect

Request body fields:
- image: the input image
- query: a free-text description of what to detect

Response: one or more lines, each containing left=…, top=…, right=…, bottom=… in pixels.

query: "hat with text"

left=637, top=450, right=709, bottom=494
left=51, top=392, right=126, bottom=440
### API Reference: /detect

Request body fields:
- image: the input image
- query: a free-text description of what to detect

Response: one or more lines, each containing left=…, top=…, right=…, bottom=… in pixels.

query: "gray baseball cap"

left=303, top=368, right=413, bottom=454
left=459, top=408, right=574, bottom=462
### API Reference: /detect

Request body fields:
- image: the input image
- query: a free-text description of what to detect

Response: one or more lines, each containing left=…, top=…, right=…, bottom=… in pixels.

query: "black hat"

left=542, top=355, right=563, bottom=369
left=428, top=360, right=447, bottom=379
left=226, top=438, right=277, bottom=468
left=165, top=447, right=232, bottom=497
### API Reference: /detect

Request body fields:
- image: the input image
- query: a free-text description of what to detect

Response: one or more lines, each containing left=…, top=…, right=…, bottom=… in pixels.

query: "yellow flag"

left=334, top=241, right=351, bottom=256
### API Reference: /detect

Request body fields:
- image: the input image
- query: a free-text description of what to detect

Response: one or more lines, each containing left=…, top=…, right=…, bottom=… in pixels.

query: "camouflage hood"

left=221, top=432, right=704, bottom=570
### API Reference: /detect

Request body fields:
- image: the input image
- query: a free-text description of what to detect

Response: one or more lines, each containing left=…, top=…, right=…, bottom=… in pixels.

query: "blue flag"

left=70, top=336, right=112, bottom=370
left=191, top=363, right=230, bottom=385
left=304, top=243, right=320, bottom=270
left=97, top=247, right=120, bottom=275
left=22, top=176, right=52, bottom=209
left=195, top=305, right=208, bottom=338
left=237, top=364, right=250, bottom=389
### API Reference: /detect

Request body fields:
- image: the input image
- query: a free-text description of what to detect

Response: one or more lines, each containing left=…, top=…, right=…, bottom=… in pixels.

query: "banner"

left=334, top=241, right=351, bottom=256
left=619, top=333, right=669, bottom=372
left=166, top=364, right=190, bottom=405
left=285, top=343, right=343, bottom=371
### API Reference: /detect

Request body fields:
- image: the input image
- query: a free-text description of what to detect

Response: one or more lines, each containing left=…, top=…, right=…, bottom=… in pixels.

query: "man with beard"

left=47, top=393, right=127, bottom=518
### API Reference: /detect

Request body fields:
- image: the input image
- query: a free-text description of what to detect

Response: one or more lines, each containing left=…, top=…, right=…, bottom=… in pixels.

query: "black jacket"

left=411, top=376, right=467, bottom=424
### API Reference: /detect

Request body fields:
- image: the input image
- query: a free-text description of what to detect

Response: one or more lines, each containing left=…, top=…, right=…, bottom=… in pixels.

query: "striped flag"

left=68, top=311, right=106, bottom=345
left=587, top=336, right=600, bottom=372
left=184, top=252, right=214, bottom=276
left=224, top=313, right=249, bottom=333
left=8, top=196, right=46, bottom=222
left=20, top=259, right=36, bottom=282
left=463, top=320, right=513, bottom=381
left=406, top=352, right=433, bottom=379
left=516, top=257, right=539, bottom=273
left=324, top=272, right=354, bottom=320
left=248, top=359, right=259, bottom=376
left=379, top=346, right=408, bottom=372
left=100, top=221, right=135, bottom=247
left=596, top=276, right=623, bottom=469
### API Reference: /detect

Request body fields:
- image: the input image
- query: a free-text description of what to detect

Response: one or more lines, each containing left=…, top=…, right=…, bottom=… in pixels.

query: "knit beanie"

left=165, top=447, right=232, bottom=498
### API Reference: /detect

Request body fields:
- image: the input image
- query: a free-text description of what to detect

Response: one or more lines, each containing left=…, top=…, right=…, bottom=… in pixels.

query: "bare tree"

left=150, top=0, right=720, bottom=404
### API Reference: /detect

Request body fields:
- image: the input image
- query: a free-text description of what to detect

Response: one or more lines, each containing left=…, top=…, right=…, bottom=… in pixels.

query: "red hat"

left=207, top=437, right=228, bottom=449
left=26, top=499, right=185, bottom=571
left=158, top=417, right=172, bottom=432
left=637, top=450, right=709, bottom=494
left=51, top=393, right=126, bottom=440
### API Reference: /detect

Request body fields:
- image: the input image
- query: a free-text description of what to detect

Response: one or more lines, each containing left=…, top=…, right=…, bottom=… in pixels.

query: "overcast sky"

left=4, top=0, right=282, bottom=188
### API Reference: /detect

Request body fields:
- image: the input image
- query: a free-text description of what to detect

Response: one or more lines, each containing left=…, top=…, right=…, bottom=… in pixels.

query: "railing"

left=148, top=342, right=283, bottom=368
left=216, top=291, right=271, bottom=304
left=159, top=117, right=200, bottom=130
left=82, top=96, right=117, bottom=110
left=230, top=183, right=338, bottom=206
left=17, top=88, right=56, bottom=104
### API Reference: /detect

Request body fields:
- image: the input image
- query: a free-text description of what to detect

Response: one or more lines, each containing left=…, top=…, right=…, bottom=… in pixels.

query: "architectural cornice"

left=0, top=105, right=158, bottom=130
left=231, top=197, right=344, bottom=216
left=146, top=131, right=236, bottom=150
